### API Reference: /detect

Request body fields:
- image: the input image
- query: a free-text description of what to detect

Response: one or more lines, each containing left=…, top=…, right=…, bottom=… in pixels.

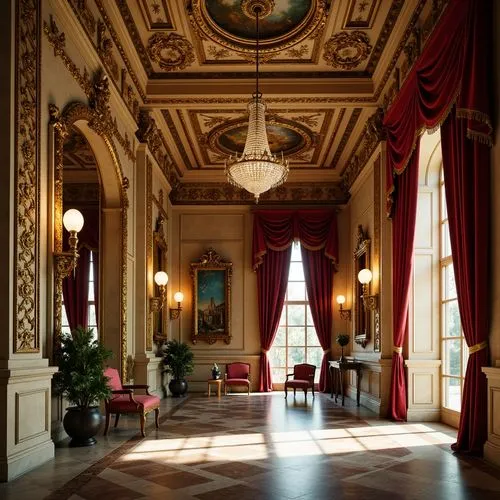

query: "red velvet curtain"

left=253, top=209, right=338, bottom=392
left=441, top=109, right=490, bottom=454
left=62, top=208, right=100, bottom=333
left=388, top=148, right=420, bottom=421
left=62, top=246, right=91, bottom=331
left=384, top=0, right=492, bottom=452
left=301, top=246, right=333, bottom=392
left=257, top=247, right=292, bottom=392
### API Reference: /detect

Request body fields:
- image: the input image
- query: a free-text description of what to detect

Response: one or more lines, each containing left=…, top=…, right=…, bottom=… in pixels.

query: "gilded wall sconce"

left=54, top=209, right=85, bottom=279
left=336, top=295, right=352, bottom=321
left=357, top=268, right=378, bottom=311
left=150, top=271, right=168, bottom=313
left=169, top=291, right=184, bottom=320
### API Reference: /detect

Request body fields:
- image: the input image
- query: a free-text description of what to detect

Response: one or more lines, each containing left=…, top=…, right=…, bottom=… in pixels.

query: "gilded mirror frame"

left=353, top=225, right=371, bottom=348
left=152, top=215, right=168, bottom=343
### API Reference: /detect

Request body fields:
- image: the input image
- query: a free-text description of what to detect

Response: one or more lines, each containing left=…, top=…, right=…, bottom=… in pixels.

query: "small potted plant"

left=54, top=326, right=112, bottom=446
left=162, top=339, right=194, bottom=397
left=336, top=333, right=350, bottom=363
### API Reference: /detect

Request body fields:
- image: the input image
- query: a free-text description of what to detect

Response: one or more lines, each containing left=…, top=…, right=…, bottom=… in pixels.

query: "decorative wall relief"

left=15, top=0, right=41, bottom=352
left=147, top=33, right=195, bottom=71
left=323, top=31, right=372, bottom=70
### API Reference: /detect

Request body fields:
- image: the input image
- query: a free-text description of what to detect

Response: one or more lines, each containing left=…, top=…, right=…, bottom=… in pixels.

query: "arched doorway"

left=49, top=102, right=128, bottom=380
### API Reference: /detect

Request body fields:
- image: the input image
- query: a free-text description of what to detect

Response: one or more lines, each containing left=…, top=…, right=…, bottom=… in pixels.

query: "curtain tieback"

left=323, top=348, right=331, bottom=354
left=261, top=348, right=269, bottom=354
left=469, top=340, right=488, bottom=354
left=393, top=346, right=403, bottom=354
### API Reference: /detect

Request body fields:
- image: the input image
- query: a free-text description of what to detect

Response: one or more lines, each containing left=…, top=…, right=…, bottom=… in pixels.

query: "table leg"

left=208, top=383, right=211, bottom=397
left=340, top=369, right=345, bottom=406
left=334, top=369, right=339, bottom=403
left=217, top=382, right=221, bottom=397
left=356, top=369, right=361, bottom=407
left=330, top=366, right=334, bottom=398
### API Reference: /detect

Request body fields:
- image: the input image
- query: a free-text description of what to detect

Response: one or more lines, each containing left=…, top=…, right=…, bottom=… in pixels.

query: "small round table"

left=207, top=378, right=223, bottom=397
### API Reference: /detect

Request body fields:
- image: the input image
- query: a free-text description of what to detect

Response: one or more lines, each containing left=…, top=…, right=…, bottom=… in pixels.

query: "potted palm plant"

left=54, top=326, right=112, bottom=446
left=162, top=339, right=194, bottom=397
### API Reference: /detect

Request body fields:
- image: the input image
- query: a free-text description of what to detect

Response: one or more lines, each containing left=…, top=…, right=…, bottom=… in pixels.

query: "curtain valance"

left=252, top=209, right=338, bottom=270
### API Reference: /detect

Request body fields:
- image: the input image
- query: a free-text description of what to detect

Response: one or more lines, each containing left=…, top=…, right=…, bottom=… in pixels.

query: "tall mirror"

left=353, top=225, right=370, bottom=347
left=153, top=215, right=168, bottom=342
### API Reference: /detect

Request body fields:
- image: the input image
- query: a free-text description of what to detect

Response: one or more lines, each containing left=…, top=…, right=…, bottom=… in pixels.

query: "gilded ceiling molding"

left=14, top=0, right=41, bottom=353
left=136, top=109, right=176, bottom=185
left=67, top=0, right=145, bottom=116
left=170, top=182, right=347, bottom=205
left=50, top=101, right=129, bottom=382
left=331, top=108, right=362, bottom=167
left=43, top=19, right=136, bottom=162
left=323, top=108, right=346, bottom=165
left=323, top=31, right=372, bottom=70
left=341, top=108, right=385, bottom=192
left=150, top=95, right=374, bottom=105
left=147, top=33, right=195, bottom=72
left=161, top=110, right=192, bottom=178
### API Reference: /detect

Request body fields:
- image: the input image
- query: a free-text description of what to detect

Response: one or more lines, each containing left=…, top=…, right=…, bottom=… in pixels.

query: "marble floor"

left=1, top=393, right=500, bottom=500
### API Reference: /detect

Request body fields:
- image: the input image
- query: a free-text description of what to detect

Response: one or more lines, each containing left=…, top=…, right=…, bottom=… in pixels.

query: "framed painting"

left=190, top=248, right=232, bottom=345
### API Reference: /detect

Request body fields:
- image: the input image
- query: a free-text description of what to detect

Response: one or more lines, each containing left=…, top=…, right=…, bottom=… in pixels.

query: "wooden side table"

left=329, top=360, right=362, bottom=406
left=207, top=378, right=223, bottom=397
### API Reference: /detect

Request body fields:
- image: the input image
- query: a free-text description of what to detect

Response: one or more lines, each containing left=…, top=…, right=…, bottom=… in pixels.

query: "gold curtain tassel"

left=393, top=346, right=403, bottom=354
left=469, top=340, right=488, bottom=354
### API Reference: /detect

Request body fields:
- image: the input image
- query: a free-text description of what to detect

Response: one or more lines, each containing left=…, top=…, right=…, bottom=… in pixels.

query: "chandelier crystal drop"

left=225, top=2, right=288, bottom=203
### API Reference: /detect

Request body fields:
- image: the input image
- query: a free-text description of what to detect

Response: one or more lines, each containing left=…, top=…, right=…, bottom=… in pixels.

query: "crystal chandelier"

left=225, top=2, right=289, bottom=203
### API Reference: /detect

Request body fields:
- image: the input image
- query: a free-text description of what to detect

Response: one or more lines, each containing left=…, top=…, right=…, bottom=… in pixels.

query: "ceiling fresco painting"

left=62, top=0, right=451, bottom=203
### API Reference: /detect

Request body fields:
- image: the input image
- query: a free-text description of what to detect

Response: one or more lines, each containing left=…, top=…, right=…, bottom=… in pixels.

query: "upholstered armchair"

left=284, top=363, right=316, bottom=398
left=103, top=367, right=160, bottom=437
left=224, top=362, right=251, bottom=395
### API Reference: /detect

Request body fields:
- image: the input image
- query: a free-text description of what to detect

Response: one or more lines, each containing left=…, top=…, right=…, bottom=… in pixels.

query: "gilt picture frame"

left=190, top=248, right=232, bottom=345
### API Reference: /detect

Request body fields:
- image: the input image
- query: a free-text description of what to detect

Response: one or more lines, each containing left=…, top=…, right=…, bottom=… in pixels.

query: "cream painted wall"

left=170, top=206, right=260, bottom=392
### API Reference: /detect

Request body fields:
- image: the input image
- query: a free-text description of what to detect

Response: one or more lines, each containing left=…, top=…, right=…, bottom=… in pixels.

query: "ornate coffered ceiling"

left=65, top=0, right=448, bottom=204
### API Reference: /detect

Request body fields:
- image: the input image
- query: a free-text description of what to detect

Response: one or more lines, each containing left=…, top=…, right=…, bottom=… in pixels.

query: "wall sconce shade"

left=357, top=268, right=378, bottom=311
left=170, top=291, right=184, bottom=320
left=54, top=208, right=85, bottom=280
left=150, top=271, right=168, bottom=313
left=336, top=294, right=351, bottom=321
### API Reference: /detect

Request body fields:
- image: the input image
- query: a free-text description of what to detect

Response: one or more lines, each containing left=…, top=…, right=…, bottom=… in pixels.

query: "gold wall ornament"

left=353, top=225, right=371, bottom=348
left=69, top=0, right=96, bottom=34
left=15, top=0, right=40, bottom=353
left=88, top=69, right=113, bottom=136
left=45, top=14, right=66, bottom=56
left=323, top=31, right=372, bottom=70
left=147, top=33, right=195, bottom=71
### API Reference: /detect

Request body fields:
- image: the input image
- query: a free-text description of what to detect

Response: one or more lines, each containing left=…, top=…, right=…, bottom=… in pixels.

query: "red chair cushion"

left=226, top=363, right=249, bottom=379
left=104, top=367, right=123, bottom=391
left=285, top=380, right=310, bottom=389
left=225, top=378, right=250, bottom=386
left=107, top=394, right=160, bottom=413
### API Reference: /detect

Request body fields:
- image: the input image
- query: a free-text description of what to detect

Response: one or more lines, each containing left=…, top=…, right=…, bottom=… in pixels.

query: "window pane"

left=443, top=339, right=461, bottom=376
left=88, top=281, right=95, bottom=301
left=441, top=221, right=451, bottom=257
left=288, top=305, right=305, bottom=325
left=288, top=347, right=305, bottom=366
left=443, top=300, right=460, bottom=337
left=291, top=243, right=302, bottom=261
left=271, top=368, right=286, bottom=385
left=287, top=281, right=306, bottom=300
left=270, top=347, right=286, bottom=368
left=274, top=327, right=286, bottom=346
left=442, top=265, right=456, bottom=300
left=306, top=306, right=314, bottom=325
left=279, top=307, right=286, bottom=326
left=62, top=306, right=69, bottom=328
left=62, top=325, right=71, bottom=336
left=443, top=377, right=461, bottom=411
left=288, top=262, right=304, bottom=281
left=306, top=347, right=323, bottom=371
left=288, top=327, right=305, bottom=346
left=88, top=305, right=97, bottom=327
left=307, top=327, right=320, bottom=346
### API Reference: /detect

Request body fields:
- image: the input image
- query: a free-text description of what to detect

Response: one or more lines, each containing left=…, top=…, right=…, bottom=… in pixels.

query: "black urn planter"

left=169, top=378, right=188, bottom=397
left=63, top=406, right=102, bottom=447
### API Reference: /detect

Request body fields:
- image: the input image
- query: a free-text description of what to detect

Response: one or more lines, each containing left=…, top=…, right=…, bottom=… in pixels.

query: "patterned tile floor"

left=2, top=393, right=500, bottom=499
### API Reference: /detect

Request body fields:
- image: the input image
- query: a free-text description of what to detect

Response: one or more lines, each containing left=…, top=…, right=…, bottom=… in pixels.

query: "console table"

left=329, top=360, right=362, bottom=406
